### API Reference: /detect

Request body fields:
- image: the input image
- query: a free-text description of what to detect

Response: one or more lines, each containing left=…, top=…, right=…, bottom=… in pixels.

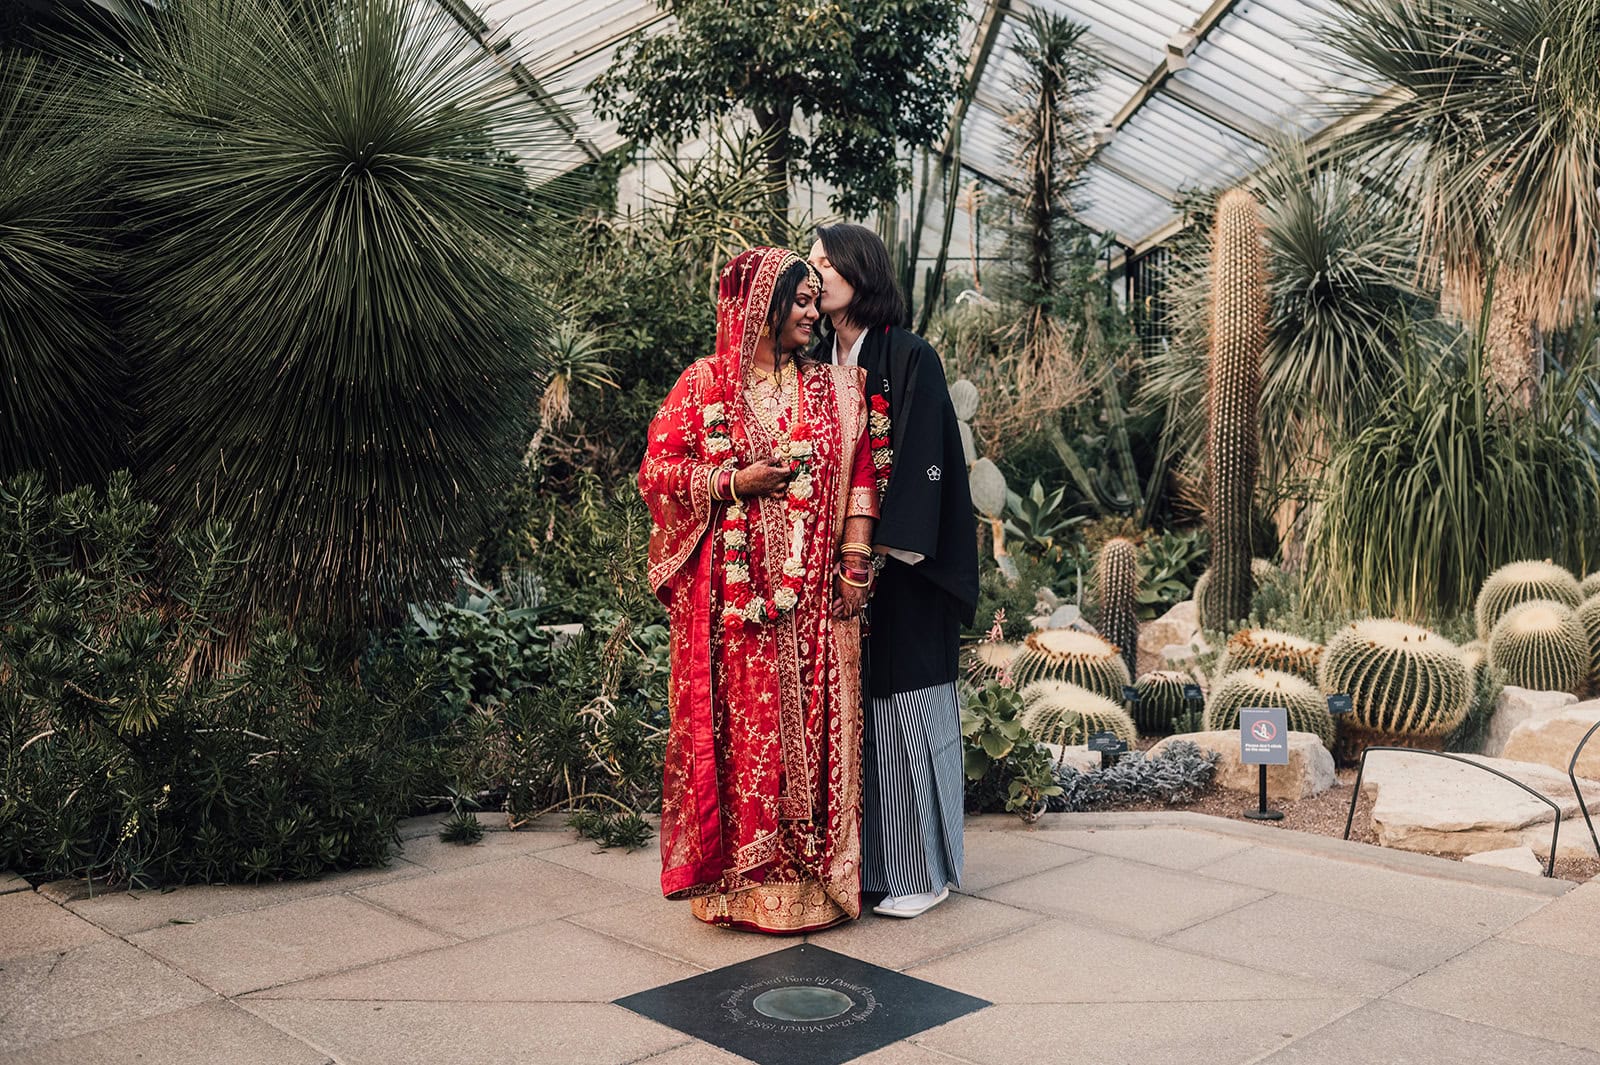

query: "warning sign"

left=1239, top=707, right=1289, bottom=765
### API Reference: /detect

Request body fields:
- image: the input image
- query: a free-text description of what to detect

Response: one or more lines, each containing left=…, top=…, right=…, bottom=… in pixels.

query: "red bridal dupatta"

left=638, top=247, right=878, bottom=933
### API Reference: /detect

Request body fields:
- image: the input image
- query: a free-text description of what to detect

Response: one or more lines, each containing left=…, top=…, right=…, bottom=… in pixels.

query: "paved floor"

left=4, top=811, right=1599, bottom=1065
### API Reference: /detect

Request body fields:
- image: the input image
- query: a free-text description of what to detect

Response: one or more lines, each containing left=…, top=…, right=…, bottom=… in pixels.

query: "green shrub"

left=960, top=682, right=1063, bottom=821
left=1047, top=740, right=1219, bottom=812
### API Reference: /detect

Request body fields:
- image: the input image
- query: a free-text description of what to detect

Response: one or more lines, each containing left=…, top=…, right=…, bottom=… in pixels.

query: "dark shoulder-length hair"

left=766, top=258, right=813, bottom=339
left=815, top=222, right=905, bottom=331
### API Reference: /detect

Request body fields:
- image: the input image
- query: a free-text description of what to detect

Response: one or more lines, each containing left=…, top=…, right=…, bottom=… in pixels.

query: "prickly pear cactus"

left=1487, top=599, right=1587, bottom=694
left=949, top=378, right=979, bottom=423
left=1008, top=628, right=1130, bottom=700
left=1201, top=188, right=1266, bottom=631
left=1474, top=560, right=1582, bottom=640
left=969, top=457, right=1007, bottom=519
left=1019, top=680, right=1138, bottom=747
left=1204, top=668, right=1335, bottom=750
left=1133, top=670, right=1191, bottom=735
left=1217, top=628, right=1323, bottom=685
left=1097, top=538, right=1140, bottom=679
left=1318, top=619, right=1471, bottom=761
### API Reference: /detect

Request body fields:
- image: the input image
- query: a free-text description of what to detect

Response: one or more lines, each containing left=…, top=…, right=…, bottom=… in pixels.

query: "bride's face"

left=808, top=239, right=855, bottom=320
left=777, top=285, right=820, bottom=353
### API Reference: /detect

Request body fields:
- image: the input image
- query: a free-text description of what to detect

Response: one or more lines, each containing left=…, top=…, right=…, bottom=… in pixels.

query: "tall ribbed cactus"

left=1020, top=680, right=1139, bottom=746
left=1193, top=558, right=1277, bottom=613
left=1488, top=600, right=1587, bottom=694
left=1201, top=189, right=1266, bottom=630
left=1097, top=537, right=1139, bottom=679
left=1318, top=619, right=1471, bottom=760
left=1474, top=560, right=1582, bottom=640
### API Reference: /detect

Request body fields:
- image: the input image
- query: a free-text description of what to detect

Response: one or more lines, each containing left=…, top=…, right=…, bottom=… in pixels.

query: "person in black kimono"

left=809, top=223, right=979, bottom=918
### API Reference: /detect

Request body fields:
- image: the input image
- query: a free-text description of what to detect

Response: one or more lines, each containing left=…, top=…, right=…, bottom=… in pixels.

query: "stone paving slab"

left=0, top=891, right=108, bottom=960
left=976, top=854, right=1270, bottom=939
left=1160, top=892, right=1490, bottom=996
left=244, top=1000, right=687, bottom=1065
left=913, top=999, right=1362, bottom=1065
left=950, top=830, right=1090, bottom=893
left=0, top=1002, right=331, bottom=1065
left=534, top=839, right=667, bottom=895
left=0, top=938, right=216, bottom=1054
left=129, top=893, right=453, bottom=996
left=1024, top=825, right=1254, bottom=871
left=1255, top=999, right=1600, bottom=1065
left=1499, top=880, right=1600, bottom=959
left=802, top=892, right=1043, bottom=972
left=0, top=872, right=28, bottom=896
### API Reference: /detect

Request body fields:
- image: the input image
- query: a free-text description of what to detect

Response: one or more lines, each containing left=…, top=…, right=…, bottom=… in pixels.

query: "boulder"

left=1502, top=699, right=1600, bottom=778
left=1462, top=846, right=1545, bottom=876
left=1358, top=750, right=1600, bottom=859
left=1148, top=729, right=1335, bottom=801
left=1041, top=743, right=1103, bottom=773
left=1483, top=686, right=1578, bottom=757
left=1138, top=599, right=1200, bottom=677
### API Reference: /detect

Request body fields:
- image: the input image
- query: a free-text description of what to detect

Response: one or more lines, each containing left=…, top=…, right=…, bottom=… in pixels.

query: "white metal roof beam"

left=939, top=0, right=1011, bottom=163
left=538, top=13, right=671, bottom=81
left=1091, top=157, right=1179, bottom=203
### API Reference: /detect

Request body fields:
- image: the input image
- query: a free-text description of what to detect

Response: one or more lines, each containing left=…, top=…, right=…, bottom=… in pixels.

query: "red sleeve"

left=638, top=360, right=722, bottom=600
left=846, top=383, right=879, bottom=520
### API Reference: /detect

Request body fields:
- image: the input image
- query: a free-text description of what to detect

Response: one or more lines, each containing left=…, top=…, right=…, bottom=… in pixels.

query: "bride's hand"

left=733, top=458, right=793, bottom=498
left=832, top=575, right=869, bottom=620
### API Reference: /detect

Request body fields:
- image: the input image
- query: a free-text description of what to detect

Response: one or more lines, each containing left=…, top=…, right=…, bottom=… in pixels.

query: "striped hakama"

left=860, top=681, right=965, bottom=895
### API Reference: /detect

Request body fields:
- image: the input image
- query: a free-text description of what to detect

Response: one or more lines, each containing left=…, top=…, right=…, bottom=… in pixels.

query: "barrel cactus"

left=1019, top=680, right=1138, bottom=747
left=968, top=457, right=1007, bottom=519
left=1200, top=188, right=1266, bottom=631
left=1134, top=670, right=1192, bottom=735
left=1487, top=599, right=1587, bottom=694
left=1217, top=628, right=1323, bottom=684
left=1318, top=619, right=1471, bottom=760
left=1008, top=628, right=1130, bottom=699
left=1576, top=594, right=1600, bottom=694
left=963, top=641, right=1020, bottom=683
left=1203, top=669, right=1335, bottom=750
left=1096, top=538, right=1140, bottom=679
left=1192, top=558, right=1278, bottom=614
left=1475, top=560, right=1582, bottom=640
left=1582, top=572, right=1600, bottom=599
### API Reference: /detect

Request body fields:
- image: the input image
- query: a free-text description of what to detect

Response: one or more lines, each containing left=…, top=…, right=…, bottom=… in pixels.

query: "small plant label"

left=1239, top=706, right=1289, bottom=765
left=1183, top=684, right=1204, bottom=702
left=1327, top=693, right=1353, bottom=716
left=1087, top=731, right=1128, bottom=754
left=1121, top=685, right=1140, bottom=705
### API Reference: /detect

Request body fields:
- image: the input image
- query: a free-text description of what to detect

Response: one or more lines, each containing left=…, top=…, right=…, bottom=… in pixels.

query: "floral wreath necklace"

left=705, top=357, right=818, bottom=631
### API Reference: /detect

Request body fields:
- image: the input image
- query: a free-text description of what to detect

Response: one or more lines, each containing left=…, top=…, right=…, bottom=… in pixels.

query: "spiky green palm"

left=87, top=0, right=566, bottom=625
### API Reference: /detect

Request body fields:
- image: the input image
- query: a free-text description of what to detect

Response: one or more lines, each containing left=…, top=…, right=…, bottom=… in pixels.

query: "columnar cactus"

left=1582, top=572, right=1600, bottom=600
left=1192, top=558, right=1278, bottom=616
left=1474, top=560, right=1582, bottom=640
left=1200, top=188, right=1265, bottom=631
left=1575, top=594, right=1600, bottom=694
left=1097, top=538, right=1140, bottom=679
left=1217, top=628, right=1323, bottom=684
left=1134, top=670, right=1192, bottom=735
left=1487, top=600, right=1587, bottom=694
left=1204, top=669, right=1335, bottom=750
left=1318, top=619, right=1471, bottom=759
left=1020, top=680, right=1138, bottom=747
left=1008, top=628, right=1131, bottom=699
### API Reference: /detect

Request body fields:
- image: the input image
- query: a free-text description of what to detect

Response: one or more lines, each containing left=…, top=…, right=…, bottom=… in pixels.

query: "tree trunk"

left=752, top=104, right=792, bottom=244
left=1485, top=283, right=1539, bottom=408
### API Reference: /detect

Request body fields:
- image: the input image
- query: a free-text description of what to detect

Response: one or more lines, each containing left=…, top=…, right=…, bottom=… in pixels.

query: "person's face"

left=808, top=239, right=855, bottom=321
left=777, top=283, right=820, bottom=353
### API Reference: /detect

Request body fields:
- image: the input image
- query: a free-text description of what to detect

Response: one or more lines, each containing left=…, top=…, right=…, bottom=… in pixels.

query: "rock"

left=537, top=622, right=585, bottom=650
left=1138, top=600, right=1201, bottom=677
left=1502, top=699, right=1600, bottom=778
left=1041, top=743, right=1102, bottom=773
left=1357, top=750, right=1600, bottom=859
left=1484, top=685, right=1578, bottom=757
left=1148, top=729, right=1335, bottom=801
left=1463, top=846, right=1545, bottom=876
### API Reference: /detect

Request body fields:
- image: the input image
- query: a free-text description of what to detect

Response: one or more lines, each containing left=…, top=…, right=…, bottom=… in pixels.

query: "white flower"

left=782, top=557, right=805, bottom=578
left=702, top=403, right=726, bottom=426
left=744, top=599, right=768, bottom=622
left=774, top=587, right=798, bottom=611
left=789, top=439, right=813, bottom=458
left=789, top=474, right=814, bottom=501
left=724, top=528, right=746, bottom=548
left=706, top=435, right=731, bottom=455
left=727, top=562, right=749, bottom=584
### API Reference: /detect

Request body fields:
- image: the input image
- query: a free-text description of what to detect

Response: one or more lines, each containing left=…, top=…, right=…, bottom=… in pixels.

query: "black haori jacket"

left=828, top=325, right=980, bottom=626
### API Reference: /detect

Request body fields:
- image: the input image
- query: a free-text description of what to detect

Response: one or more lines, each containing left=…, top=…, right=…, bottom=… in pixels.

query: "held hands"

left=831, top=574, right=870, bottom=620
left=733, top=458, right=794, bottom=498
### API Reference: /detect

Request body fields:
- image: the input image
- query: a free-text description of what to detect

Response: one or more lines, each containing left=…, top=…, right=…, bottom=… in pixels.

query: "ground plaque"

left=615, top=943, right=989, bottom=1065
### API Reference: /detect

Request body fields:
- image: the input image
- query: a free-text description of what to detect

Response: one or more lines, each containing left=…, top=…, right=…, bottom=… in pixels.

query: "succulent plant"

left=1019, top=680, right=1138, bottom=747
left=1096, top=538, right=1140, bottom=679
left=1200, top=188, right=1266, bottom=632
left=1008, top=628, right=1131, bottom=700
left=1134, top=670, right=1193, bottom=735
left=1474, top=560, right=1582, bottom=640
left=969, top=457, right=1007, bottom=519
left=949, top=378, right=979, bottom=423
left=1192, top=558, right=1278, bottom=615
left=1318, top=619, right=1471, bottom=759
left=1203, top=669, right=1336, bottom=749
left=1576, top=594, right=1600, bottom=694
left=1217, top=628, right=1323, bottom=684
left=1488, top=599, right=1587, bottom=694
left=1583, top=572, right=1600, bottom=600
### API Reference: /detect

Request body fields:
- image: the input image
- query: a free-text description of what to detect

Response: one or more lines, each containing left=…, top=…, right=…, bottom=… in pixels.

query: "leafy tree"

left=591, top=0, right=967, bottom=220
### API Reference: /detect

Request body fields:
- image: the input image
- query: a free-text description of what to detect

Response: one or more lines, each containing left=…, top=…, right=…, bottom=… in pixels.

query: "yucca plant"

left=78, top=0, right=568, bottom=628
left=0, top=54, right=126, bottom=485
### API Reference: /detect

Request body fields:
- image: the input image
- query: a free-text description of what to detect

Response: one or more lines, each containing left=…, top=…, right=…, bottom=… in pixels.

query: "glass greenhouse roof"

left=464, top=0, right=1361, bottom=255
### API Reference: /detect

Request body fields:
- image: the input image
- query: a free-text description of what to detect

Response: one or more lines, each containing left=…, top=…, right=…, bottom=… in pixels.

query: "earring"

left=760, top=324, right=770, bottom=337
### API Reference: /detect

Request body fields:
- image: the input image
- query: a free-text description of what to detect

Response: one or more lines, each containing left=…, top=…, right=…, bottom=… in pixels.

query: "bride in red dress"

left=639, top=247, right=880, bottom=933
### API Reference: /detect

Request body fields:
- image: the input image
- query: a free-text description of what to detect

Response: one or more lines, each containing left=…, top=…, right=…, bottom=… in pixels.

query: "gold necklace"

left=747, top=360, right=800, bottom=447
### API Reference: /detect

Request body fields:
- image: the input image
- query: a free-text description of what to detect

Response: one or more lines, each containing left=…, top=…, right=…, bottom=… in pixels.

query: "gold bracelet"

left=838, top=572, right=871, bottom=589
left=729, top=470, right=742, bottom=503
left=706, top=467, right=722, bottom=502
left=840, top=541, right=873, bottom=554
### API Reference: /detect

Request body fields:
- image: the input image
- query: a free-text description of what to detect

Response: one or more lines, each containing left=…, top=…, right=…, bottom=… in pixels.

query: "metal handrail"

left=1566, top=718, right=1600, bottom=860
left=1343, top=746, right=1561, bottom=878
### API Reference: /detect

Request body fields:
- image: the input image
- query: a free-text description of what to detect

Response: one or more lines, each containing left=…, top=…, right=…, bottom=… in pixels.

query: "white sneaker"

left=871, top=886, right=949, bottom=918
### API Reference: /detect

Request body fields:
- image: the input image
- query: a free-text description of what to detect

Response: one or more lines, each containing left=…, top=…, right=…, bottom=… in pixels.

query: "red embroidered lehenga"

left=639, top=247, right=878, bottom=933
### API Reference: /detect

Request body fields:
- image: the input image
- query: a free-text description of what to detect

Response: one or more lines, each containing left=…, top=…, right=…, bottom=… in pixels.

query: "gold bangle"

left=838, top=572, right=870, bottom=588
left=706, top=467, right=722, bottom=502
left=729, top=470, right=742, bottom=503
left=840, top=541, right=873, bottom=554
